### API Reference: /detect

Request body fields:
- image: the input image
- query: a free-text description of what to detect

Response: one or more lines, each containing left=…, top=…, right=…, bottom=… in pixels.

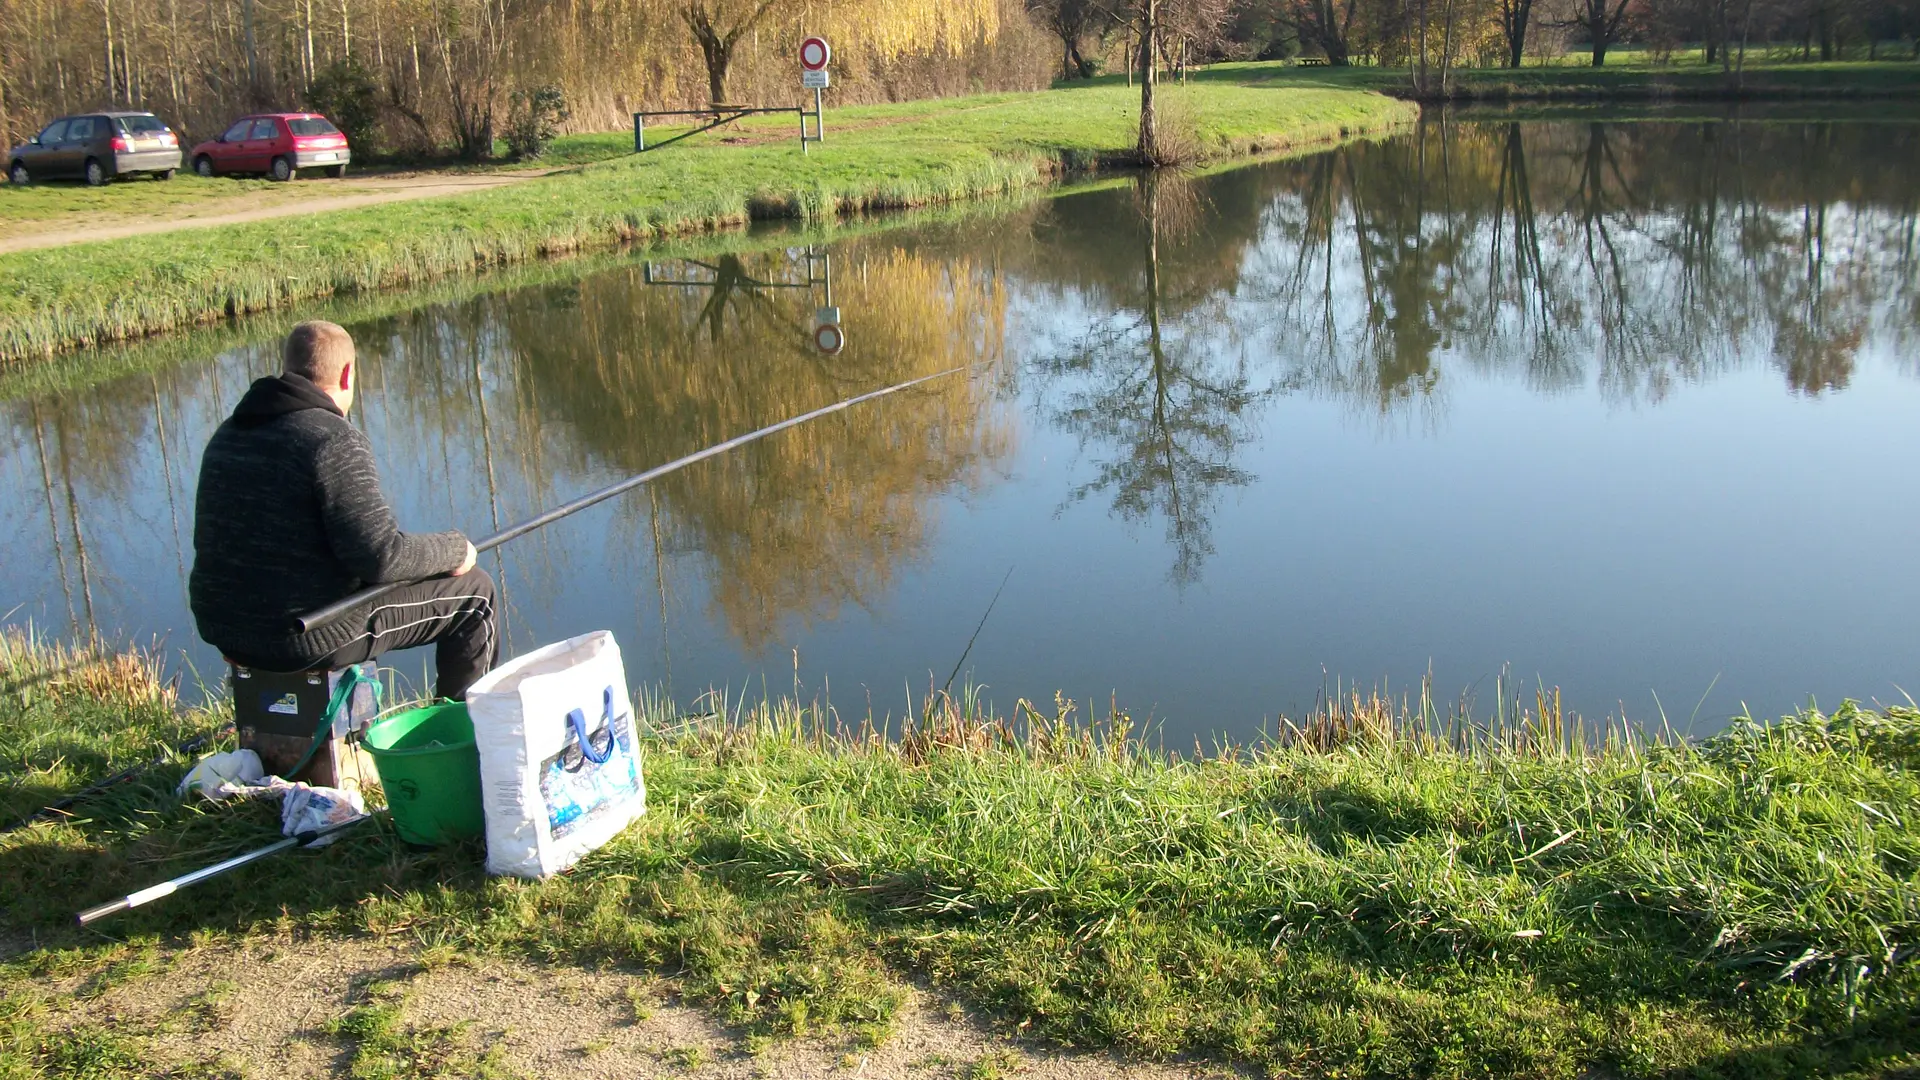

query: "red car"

left=190, top=113, right=350, bottom=181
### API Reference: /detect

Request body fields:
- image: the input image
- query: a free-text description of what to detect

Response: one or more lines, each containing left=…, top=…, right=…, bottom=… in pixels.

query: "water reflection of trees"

left=499, top=245, right=1011, bottom=650
left=0, top=241, right=1009, bottom=661
left=6, top=117, right=1918, bottom=658
left=1006, top=117, right=1920, bottom=580
left=1030, top=175, right=1265, bottom=586
left=1237, top=118, right=1920, bottom=407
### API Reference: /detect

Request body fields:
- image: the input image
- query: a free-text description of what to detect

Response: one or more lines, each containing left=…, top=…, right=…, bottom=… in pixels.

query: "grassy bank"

left=3, top=632, right=1916, bottom=1078
left=0, top=186, right=1084, bottom=403
left=0, top=80, right=1413, bottom=368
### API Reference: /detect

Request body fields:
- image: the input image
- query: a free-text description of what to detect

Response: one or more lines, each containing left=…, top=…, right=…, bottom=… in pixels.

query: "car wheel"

left=155, top=168, right=176, bottom=181
left=84, top=158, right=106, bottom=186
left=270, top=156, right=294, bottom=182
left=325, top=163, right=347, bottom=179
left=194, top=155, right=216, bottom=178
left=7, top=162, right=26, bottom=186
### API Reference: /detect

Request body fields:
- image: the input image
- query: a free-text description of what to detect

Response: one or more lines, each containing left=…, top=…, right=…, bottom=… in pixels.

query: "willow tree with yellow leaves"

left=677, top=0, right=1001, bottom=103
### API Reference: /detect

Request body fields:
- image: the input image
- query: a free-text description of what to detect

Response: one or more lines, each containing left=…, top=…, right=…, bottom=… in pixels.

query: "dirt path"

left=21, top=936, right=1243, bottom=1080
left=0, top=170, right=555, bottom=255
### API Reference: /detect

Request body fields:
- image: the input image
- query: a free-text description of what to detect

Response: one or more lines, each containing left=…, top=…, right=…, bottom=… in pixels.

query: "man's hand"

left=453, top=541, right=478, bottom=576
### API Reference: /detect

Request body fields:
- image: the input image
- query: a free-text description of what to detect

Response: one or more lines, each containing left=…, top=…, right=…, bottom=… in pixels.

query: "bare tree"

left=1498, top=0, right=1534, bottom=65
left=1289, top=0, right=1360, bottom=62
left=1024, top=0, right=1113, bottom=78
left=1565, top=0, right=1636, bottom=65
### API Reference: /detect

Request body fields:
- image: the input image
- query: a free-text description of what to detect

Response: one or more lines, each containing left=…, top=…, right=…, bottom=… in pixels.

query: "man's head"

left=283, top=321, right=356, bottom=414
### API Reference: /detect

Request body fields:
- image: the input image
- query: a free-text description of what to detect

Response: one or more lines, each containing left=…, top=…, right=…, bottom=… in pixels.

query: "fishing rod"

left=76, top=811, right=379, bottom=926
left=294, top=366, right=973, bottom=635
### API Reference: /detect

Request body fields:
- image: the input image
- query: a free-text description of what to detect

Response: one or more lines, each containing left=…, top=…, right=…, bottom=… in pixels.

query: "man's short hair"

left=283, top=321, right=355, bottom=386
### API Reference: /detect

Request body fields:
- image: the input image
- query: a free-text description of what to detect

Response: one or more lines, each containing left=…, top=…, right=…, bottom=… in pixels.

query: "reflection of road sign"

left=800, top=37, right=832, bottom=71
left=802, top=69, right=831, bottom=90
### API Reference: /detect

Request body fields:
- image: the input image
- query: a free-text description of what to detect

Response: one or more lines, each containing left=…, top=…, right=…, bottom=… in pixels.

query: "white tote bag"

left=466, top=630, right=646, bottom=878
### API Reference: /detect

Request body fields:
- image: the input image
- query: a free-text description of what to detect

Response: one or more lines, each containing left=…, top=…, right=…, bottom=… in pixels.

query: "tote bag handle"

left=564, top=688, right=617, bottom=765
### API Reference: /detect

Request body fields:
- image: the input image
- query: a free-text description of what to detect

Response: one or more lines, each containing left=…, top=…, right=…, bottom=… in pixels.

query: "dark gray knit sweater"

left=189, top=373, right=467, bottom=667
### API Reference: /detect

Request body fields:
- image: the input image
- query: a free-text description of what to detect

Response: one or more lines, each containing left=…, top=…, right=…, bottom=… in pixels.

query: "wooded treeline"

left=1032, top=0, right=1920, bottom=82
left=0, top=0, right=1055, bottom=150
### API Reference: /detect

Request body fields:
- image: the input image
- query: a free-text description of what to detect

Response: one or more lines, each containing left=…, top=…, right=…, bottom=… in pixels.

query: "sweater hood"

left=231, top=374, right=343, bottom=428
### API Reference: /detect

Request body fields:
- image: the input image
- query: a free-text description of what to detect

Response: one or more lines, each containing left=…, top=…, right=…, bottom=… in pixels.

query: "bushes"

left=505, top=85, right=571, bottom=161
left=306, top=58, right=383, bottom=155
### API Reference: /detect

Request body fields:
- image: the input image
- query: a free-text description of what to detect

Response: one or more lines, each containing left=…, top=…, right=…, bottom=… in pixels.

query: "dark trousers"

left=313, top=569, right=499, bottom=701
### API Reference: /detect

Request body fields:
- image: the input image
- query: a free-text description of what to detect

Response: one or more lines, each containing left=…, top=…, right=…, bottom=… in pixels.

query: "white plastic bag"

left=176, top=749, right=266, bottom=800
left=466, top=631, right=646, bottom=878
left=280, top=783, right=368, bottom=846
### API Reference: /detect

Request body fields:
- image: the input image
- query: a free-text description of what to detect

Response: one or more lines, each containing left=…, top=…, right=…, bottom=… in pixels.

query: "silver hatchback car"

left=8, top=111, right=184, bottom=186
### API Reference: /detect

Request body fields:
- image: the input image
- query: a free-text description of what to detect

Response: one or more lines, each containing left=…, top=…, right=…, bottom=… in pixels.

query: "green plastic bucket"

left=362, top=702, right=484, bottom=846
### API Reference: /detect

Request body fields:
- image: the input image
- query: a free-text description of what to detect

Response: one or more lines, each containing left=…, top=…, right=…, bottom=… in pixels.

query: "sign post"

left=800, top=37, right=831, bottom=154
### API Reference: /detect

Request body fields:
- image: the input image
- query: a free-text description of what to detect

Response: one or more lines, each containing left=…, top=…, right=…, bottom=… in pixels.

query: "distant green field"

left=0, top=79, right=1414, bottom=367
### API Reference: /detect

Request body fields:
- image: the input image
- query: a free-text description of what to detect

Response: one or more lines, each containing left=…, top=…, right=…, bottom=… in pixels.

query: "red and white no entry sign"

left=800, top=37, right=832, bottom=71
left=814, top=321, right=845, bottom=354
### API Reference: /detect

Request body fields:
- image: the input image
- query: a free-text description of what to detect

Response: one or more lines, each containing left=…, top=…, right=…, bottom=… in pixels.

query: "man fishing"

left=190, top=320, right=498, bottom=701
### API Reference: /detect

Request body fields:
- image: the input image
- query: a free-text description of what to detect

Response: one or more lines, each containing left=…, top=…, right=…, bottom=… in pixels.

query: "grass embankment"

left=2, top=633, right=1916, bottom=1078
left=0, top=80, right=1413, bottom=367
left=0, top=188, right=1071, bottom=403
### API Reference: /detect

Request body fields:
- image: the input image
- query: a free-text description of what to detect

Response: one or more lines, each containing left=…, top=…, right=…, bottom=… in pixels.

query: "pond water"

left=6, top=114, right=1919, bottom=744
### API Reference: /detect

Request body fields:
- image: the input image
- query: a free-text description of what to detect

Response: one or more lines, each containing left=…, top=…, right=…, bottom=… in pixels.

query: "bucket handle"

left=565, top=688, right=617, bottom=765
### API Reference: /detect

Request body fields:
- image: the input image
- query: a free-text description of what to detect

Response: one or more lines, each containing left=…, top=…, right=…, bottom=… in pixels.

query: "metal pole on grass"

left=76, top=813, right=376, bottom=926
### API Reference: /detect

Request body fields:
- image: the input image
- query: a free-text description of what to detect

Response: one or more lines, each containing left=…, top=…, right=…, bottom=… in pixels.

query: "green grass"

left=0, top=173, right=299, bottom=227
left=1, top=631, right=1916, bottom=1078
left=0, top=79, right=1413, bottom=369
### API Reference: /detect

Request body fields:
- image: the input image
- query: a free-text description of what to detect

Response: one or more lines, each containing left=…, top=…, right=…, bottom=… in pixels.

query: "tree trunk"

left=1415, top=0, right=1430, bottom=93
left=0, top=40, right=11, bottom=147
left=1137, top=0, right=1158, bottom=164
left=704, top=40, right=731, bottom=103
left=1505, top=0, right=1530, bottom=68
left=687, top=9, right=734, bottom=104
left=1592, top=38, right=1607, bottom=66
left=101, top=0, right=117, bottom=104
left=242, top=0, right=259, bottom=99
left=167, top=0, right=184, bottom=121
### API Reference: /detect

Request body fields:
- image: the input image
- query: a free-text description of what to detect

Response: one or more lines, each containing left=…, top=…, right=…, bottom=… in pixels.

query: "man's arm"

left=314, top=427, right=469, bottom=584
